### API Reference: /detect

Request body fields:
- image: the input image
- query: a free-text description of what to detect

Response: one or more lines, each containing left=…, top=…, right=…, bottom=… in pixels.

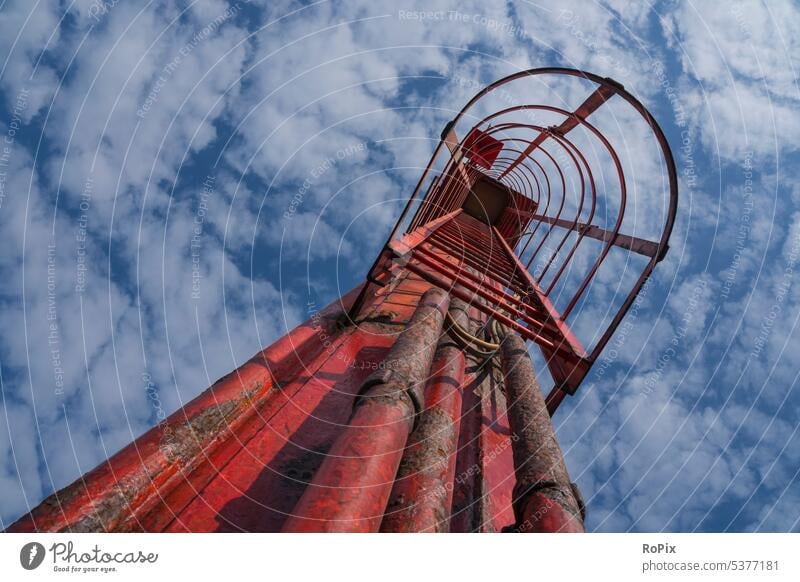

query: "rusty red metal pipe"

left=282, top=288, right=450, bottom=532
left=500, top=331, right=585, bottom=532
left=380, top=298, right=469, bottom=532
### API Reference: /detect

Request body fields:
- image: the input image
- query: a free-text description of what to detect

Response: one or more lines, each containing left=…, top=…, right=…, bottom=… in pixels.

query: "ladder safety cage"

left=351, top=68, right=678, bottom=414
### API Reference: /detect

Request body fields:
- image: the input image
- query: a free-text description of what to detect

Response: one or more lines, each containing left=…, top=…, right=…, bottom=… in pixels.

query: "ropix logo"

left=20, top=542, right=46, bottom=570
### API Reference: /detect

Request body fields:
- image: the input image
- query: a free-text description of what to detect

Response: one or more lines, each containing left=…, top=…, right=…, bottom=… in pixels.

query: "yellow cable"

left=445, top=310, right=500, bottom=355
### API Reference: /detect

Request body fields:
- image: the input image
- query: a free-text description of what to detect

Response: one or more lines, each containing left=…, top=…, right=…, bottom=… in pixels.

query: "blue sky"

left=0, top=0, right=798, bottom=531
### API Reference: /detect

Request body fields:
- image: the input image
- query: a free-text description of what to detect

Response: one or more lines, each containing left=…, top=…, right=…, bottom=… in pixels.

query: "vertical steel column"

left=282, top=288, right=449, bottom=532
left=380, top=298, right=470, bottom=532
left=501, top=331, right=585, bottom=532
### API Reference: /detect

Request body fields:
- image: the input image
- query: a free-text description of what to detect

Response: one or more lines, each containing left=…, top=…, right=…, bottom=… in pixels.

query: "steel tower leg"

left=380, top=298, right=470, bottom=532
left=281, top=288, right=449, bottom=532
left=501, top=331, right=585, bottom=532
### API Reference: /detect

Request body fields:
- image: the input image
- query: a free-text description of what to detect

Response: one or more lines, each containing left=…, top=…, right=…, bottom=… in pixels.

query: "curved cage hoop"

left=354, top=68, right=678, bottom=413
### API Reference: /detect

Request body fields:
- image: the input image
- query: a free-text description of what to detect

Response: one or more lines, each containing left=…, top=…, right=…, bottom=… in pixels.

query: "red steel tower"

left=9, top=68, right=677, bottom=533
